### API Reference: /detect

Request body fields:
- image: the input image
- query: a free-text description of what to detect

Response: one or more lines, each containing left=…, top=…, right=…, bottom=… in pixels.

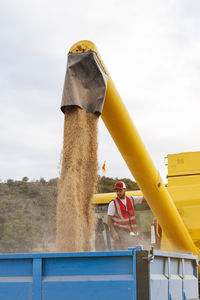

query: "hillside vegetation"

left=0, top=176, right=138, bottom=253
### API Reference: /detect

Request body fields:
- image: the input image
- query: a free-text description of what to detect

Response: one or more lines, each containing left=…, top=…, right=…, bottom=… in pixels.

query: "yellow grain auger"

left=61, top=40, right=199, bottom=257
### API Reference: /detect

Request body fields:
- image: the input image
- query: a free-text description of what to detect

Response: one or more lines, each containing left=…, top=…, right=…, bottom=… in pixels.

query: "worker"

left=107, top=181, right=145, bottom=250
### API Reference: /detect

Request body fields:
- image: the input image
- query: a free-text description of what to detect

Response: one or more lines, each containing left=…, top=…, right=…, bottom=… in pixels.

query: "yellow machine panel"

left=164, top=151, right=200, bottom=250
left=167, top=151, right=200, bottom=178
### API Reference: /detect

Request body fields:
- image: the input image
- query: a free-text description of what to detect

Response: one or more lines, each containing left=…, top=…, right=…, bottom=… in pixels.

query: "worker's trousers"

left=114, top=228, right=139, bottom=251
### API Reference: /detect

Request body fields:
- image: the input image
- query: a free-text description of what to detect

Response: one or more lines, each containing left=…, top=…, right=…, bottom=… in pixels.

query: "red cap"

left=114, top=181, right=126, bottom=189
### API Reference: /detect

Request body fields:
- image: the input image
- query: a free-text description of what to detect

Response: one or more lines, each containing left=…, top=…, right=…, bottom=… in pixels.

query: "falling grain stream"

left=56, top=107, right=99, bottom=252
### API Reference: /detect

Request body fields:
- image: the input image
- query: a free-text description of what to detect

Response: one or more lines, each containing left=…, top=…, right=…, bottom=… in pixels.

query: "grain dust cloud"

left=56, top=107, right=99, bottom=252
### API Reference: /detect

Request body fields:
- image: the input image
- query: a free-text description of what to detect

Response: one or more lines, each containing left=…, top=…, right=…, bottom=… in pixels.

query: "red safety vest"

left=112, top=196, right=138, bottom=233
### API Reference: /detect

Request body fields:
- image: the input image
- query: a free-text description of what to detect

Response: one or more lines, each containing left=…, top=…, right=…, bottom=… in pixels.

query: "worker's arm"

left=107, top=215, right=119, bottom=240
left=133, top=196, right=146, bottom=205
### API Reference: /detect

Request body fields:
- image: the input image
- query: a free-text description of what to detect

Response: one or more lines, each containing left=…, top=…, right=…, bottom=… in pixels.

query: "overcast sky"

left=1, top=0, right=200, bottom=183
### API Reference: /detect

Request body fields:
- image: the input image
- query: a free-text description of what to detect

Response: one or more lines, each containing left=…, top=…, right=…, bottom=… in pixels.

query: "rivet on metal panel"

left=154, top=172, right=163, bottom=191
left=178, top=209, right=184, bottom=217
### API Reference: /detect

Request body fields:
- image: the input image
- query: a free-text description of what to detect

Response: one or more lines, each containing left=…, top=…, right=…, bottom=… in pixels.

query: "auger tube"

left=64, top=40, right=198, bottom=256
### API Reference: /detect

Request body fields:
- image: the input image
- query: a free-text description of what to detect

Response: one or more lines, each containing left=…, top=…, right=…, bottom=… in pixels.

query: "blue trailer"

left=0, top=247, right=198, bottom=300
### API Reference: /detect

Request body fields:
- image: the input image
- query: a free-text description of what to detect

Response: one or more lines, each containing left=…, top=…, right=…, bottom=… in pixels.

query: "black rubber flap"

left=61, top=50, right=108, bottom=114
left=136, top=250, right=150, bottom=300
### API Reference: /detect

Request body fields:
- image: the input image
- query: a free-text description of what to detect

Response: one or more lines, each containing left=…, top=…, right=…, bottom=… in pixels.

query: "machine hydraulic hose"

left=61, top=40, right=199, bottom=256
